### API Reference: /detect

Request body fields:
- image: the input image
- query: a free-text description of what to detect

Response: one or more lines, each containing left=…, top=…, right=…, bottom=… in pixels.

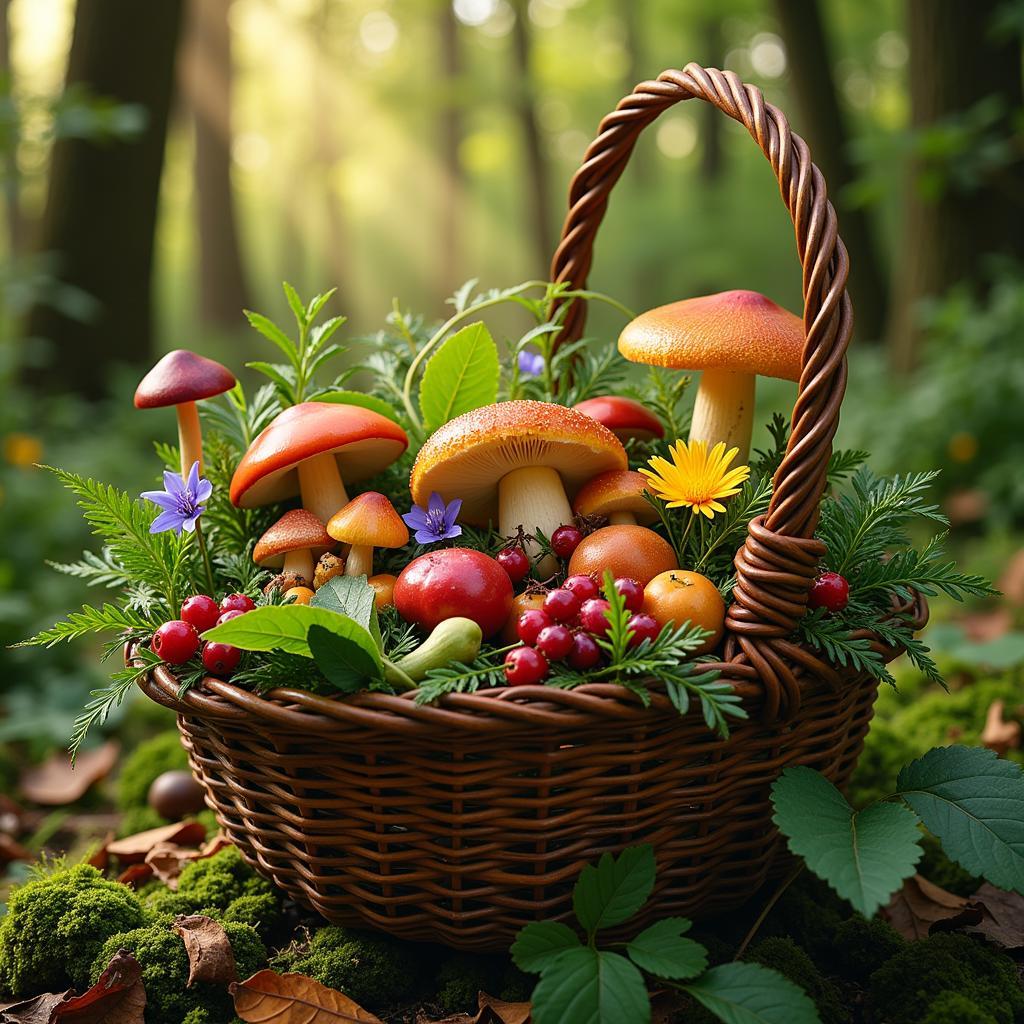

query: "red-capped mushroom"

left=134, top=349, right=236, bottom=477
left=327, top=492, right=409, bottom=578
left=230, top=402, right=408, bottom=524
left=253, top=508, right=335, bottom=586
left=573, top=469, right=656, bottom=526
left=573, top=396, right=664, bottom=443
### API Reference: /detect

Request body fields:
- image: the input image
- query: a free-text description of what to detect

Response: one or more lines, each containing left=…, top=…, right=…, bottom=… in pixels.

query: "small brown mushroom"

left=573, top=469, right=657, bottom=527
left=253, top=509, right=334, bottom=586
left=981, top=700, right=1021, bottom=757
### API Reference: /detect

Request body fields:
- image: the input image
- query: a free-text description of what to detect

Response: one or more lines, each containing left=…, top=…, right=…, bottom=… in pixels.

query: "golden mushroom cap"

left=573, top=469, right=657, bottom=525
left=327, top=491, right=409, bottom=549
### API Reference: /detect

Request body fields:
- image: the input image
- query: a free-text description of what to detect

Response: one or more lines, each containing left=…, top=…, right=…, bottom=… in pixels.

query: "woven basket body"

left=138, top=65, right=929, bottom=950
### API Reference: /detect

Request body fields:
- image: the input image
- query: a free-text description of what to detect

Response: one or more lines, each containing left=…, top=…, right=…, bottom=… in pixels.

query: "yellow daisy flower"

left=640, top=439, right=750, bottom=519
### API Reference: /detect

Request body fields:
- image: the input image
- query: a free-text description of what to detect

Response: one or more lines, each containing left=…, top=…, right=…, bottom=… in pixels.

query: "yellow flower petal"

left=637, top=437, right=751, bottom=521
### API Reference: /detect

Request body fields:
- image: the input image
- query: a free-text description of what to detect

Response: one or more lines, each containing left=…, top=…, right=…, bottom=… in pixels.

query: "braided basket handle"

left=551, top=65, right=853, bottom=720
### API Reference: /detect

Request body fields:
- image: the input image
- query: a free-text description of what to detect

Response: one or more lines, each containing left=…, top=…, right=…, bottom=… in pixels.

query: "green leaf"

left=418, top=322, right=500, bottom=431
left=245, top=310, right=299, bottom=366
left=531, top=948, right=650, bottom=1024
left=511, top=921, right=581, bottom=973
left=317, top=390, right=404, bottom=424
left=246, top=361, right=296, bottom=401
left=896, top=745, right=1024, bottom=894
left=201, top=604, right=382, bottom=679
left=684, top=962, right=821, bottom=1024
left=771, top=766, right=921, bottom=916
left=626, top=917, right=706, bottom=980
left=307, top=624, right=382, bottom=691
left=572, top=845, right=655, bottom=934
left=283, top=281, right=306, bottom=326
left=310, top=575, right=377, bottom=630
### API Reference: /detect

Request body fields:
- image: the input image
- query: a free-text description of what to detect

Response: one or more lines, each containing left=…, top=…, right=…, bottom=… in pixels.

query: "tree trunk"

left=887, top=0, right=1024, bottom=373
left=0, top=0, right=24, bottom=255
left=180, top=0, right=249, bottom=327
left=699, top=15, right=725, bottom=183
left=26, top=0, right=184, bottom=398
left=438, top=1, right=463, bottom=300
left=510, top=0, right=553, bottom=275
left=773, top=0, right=889, bottom=342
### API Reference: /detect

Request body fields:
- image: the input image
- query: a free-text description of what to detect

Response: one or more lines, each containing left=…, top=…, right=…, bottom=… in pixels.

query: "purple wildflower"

left=518, top=349, right=545, bottom=377
left=403, top=491, right=463, bottom=545
left=141, top=461, right=212, bottom=535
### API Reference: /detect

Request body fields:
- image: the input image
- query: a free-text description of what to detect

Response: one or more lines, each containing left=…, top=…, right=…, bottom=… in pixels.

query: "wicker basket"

left=137, top=64, right=929, bottom=952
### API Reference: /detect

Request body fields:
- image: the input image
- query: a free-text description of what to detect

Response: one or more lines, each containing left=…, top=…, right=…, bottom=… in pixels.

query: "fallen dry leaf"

left=86, top=832, right=115, bottom=871
left=19, top=741, right=119, bottom=806
left=981, top=700, right=1022, bottom=756
left=116, top=863, right=154, bottom=888
left=173, top=915, right=238, bottom=986
left=145, top=833, right=230, bottom=887
left=0, top=951, right=145, bottom=1024
left=884, top=874, right=985, bottom=940
left=965, top=883, right=1024, bottom=951
left=106, top=821, right=207, bottom=864
left=415, top=993, right=530, bottom=1024
left=231, top=971, right=383, bottom=1023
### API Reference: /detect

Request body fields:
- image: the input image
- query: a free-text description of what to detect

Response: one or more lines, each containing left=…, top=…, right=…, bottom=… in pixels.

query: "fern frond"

left=18, top=602, right=154, bottom=648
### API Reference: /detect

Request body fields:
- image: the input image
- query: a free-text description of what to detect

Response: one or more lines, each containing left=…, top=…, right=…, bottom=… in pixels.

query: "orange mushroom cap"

left=253, top=509, right=335, bottom=568
left=410, top=400, right=627, bottom=526
left=573, top=396, right=664, bottom=442
left=618, top=289, right=805, bottom=381
left=573, top=469, right=657, bottom=524
left=327, top=491, right=409, bottom=549
left=230, top=402, right=408, bottom=508
left=134, top=349, right=236, bottom=408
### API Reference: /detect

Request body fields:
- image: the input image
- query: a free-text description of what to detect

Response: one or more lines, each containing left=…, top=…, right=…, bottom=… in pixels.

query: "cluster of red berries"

left=495, top=525, right=584, bottom=583
left=151, top=593, right=255, bottom=677
left=503, top=575, right=659, bottom=686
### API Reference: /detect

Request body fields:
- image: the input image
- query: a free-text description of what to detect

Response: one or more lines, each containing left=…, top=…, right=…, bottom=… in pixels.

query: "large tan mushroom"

left=230, top=402, right=408, bottom=524
left=618, top=290, right=804, bottom=464
left=253, top=509, right=335, bottom=586
left=327, top=492, right=409, bottom=578
left=573, top=470, right=657, bottom=527
left=410, top=401, right=627, bottom=576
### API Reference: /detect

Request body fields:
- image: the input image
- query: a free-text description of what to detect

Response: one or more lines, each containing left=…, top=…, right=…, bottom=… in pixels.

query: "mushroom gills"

left=608, top=511, right=637, bottom=526
left=297, top=452, right=350, bottom=524
left=498, top=466, right=573, bottom=577
left=176, top=401, right=204, bottom=477
left=689, top=370, right=755, bottom=465
left=282, top=547, right=314, bottom=585
left=345, top=544, right=374, bottom=578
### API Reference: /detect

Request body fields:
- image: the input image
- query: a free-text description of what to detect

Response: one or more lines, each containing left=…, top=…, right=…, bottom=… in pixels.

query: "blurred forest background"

left=2, top=0, right=1024, bottom=760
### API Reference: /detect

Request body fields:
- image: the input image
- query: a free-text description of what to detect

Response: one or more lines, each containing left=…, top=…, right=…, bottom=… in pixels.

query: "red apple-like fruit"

left=395, top=547, right=513, bottom=638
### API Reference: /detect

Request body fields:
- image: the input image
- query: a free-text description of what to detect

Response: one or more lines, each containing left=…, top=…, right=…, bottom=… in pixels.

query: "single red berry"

left=613, top=577, right=644, bottom=613
left=808, top=572, right=850, bottom=613
left=216, top=609, right=245, bottom=626
left=496, top=546, right=531, bottom=584
left=202, top=641, right=242, bottom=677
left=550, top=525, right=584, bottom=560
left=180, top=595, right=220, bottom=634
left=626, top=613, right=660, bottom=648
left=517, top=608, right=552, bottom=646
left=536, top=623, right=574, bottom=661
left=504, top=646, right=549, bottom=686
left=568, top=632, right=601, bottom=671
left=579, top=597, right=613, bottom=636
left=151, top=620, right=199, bottom=665
left=563, top=574, right=599, bottom=603
left=219, top=593, right=256, bottom=615
left=544, top=587, right=581, bottom=623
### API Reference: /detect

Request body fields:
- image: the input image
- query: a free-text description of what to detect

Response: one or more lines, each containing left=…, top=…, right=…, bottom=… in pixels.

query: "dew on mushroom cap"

left=618, top=289, right=804, bottom=464
left=410, top=400, right=627, bottom=575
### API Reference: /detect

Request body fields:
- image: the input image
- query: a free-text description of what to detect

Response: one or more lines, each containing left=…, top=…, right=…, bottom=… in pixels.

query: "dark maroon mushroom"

left=135, top=350, right=236, bottom=476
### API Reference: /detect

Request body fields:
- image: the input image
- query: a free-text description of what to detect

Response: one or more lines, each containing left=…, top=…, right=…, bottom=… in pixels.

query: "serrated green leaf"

left=572, top=845, right=655, bottom=934
left=531, top=948, right=650, bottom=1024
left=419, top=322, right=500, bottom=430
left=317, top=390, right=403, bottom=423
left=896, top=745, right=1024, bottom=894
left=310, top=575, right=376, bottom=629
left=684, top=962, right=821, bottom=1024
left=245, top=310, right=298, bottom=365
left=307, top=623, right=382, bottom=691
left=511, top=921, right=581, bottom=973
left=246, top=361, right=295, bottom=400
left=626, top=917, right=706, bottom=980
left=771, top=767, right=921, bottom=916
left=283, top=281, right=306, bottom=325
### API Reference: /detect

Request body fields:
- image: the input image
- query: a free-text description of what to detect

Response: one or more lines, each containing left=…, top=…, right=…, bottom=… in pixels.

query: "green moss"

left=746, top=937, right=848, bottom=1024
left=923, top=992, right=999, bottom=1024
left=176, top=845, right=275, bottom=911
left=866, top=933, right=1024, bottom=1024
left=498, top=963, right=532, bottom=1004
left=117, top=731, right=189, bottom=811
left=435, top=954, right=502, bottom=1014
left=849, top=719, right=915, bottom=807
left=917, top=832, right=980, bottom=896
left=91, top=920, right=264, bottom=1024
left=0, top=862, right=146, bottom=995
left=761, top=874, right=845, bottom=959
left=222, top=892, right=282, bottom=939
left=277, top=926, right=422, bottom=1010
left=118, top=805, right=168, bottom=837
left=140, top=886, right=202, bottom=922
left=828, top=916, right=905, bottom=983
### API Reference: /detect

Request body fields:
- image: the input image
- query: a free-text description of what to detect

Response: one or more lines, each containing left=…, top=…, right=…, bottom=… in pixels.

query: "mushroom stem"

left=608, top=511, right=638, bottom=526
left=499, top=466, right=573, bottom=578
left=345, top=544, right=374, bottom=578
left=176, top=401, right=204, bottom=477
left=283, top=547, right=314, bottom=585
left=688, top=370, right=755, bottom=465
left=297, top=453, right=350, bottom=524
